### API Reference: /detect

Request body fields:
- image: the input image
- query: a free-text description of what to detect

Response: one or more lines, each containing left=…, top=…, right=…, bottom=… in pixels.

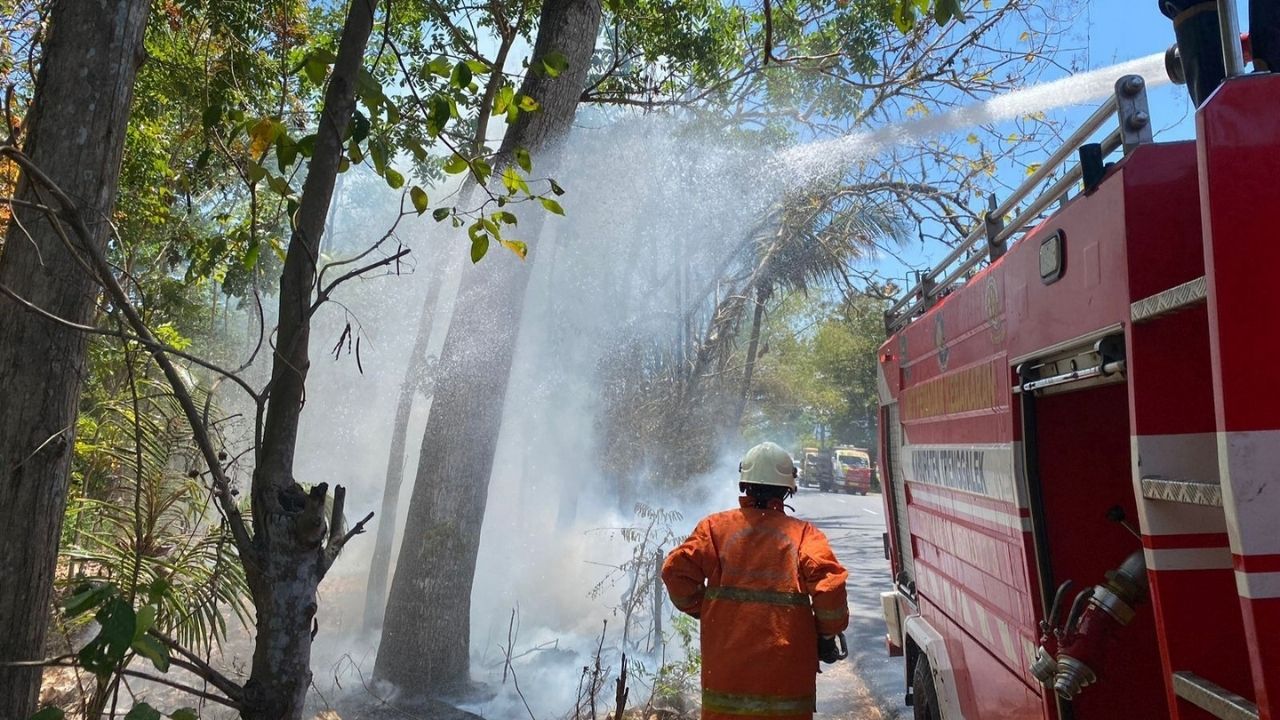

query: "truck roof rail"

left=884, top=74, right=1154, bottom=333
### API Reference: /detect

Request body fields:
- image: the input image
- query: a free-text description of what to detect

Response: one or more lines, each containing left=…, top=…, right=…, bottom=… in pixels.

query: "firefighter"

left=1160, top=0, right=1280, bottom=105
left=662, top=442, right=849, bottom=719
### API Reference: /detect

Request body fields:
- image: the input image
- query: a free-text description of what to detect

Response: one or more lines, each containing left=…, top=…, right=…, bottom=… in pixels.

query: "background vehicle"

left=876, top=29, right=1280, bottom=720
left=798, top=446, right=820, bottom=487
left=833, top=446, right=871, bottom=495
left=803, top=448, right=835, bottom=492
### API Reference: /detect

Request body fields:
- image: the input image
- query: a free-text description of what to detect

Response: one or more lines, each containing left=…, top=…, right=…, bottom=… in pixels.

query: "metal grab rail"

left=885, top=75, right=1153, bottom=332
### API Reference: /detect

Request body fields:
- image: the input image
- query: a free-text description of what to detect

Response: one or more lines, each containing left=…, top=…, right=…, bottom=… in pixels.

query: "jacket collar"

left=739, top=496, right=787, bottom=513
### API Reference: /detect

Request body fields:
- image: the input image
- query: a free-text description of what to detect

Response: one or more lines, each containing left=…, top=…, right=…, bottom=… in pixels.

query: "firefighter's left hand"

left=818, top=634, right=847, bottom=664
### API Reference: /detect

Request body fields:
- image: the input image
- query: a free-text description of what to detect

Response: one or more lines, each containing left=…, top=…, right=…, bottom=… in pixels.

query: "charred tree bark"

left=375, top=0, right=603, bottom=694
left=239, top=0, right=379, bottom=717
left=0, top=2, right=150, bottom=716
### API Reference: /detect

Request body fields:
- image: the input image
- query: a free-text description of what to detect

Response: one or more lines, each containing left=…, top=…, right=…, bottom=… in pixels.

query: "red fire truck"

left=876, top=12, right=1279, bottom=720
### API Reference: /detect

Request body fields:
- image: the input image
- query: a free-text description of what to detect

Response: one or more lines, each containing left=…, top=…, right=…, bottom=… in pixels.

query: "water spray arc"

left=780, top=52, right=1171, bottom=182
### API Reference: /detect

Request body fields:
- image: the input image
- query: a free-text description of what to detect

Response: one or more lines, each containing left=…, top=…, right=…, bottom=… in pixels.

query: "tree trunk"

left=0, top=2, right=150, bottom=716
left=362, top=273, right=441, bottom=630
left=239, top=0, right=379, bottom=717
left=734, top=284, right=771, bottom=429
left=375, top=0, right=602, bottom=694
left=362, top=30, right=517, bottom=631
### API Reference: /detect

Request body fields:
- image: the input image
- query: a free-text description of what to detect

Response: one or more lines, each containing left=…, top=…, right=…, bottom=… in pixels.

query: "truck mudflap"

left=903, top=615, right=964, bottom=720
left=881, top=591, right=904, bottom=657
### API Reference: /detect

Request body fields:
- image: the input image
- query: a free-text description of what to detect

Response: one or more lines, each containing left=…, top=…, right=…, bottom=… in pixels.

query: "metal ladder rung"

left=1172, top=672, right=1259, bottom=720
left=1141, top=476, right=1223, bottom=507
left=1131, top=276, right=1208, bottom=323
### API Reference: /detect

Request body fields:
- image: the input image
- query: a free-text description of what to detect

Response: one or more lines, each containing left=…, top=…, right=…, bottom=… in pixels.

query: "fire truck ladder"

left=884, top=74, right=1154, bottom=333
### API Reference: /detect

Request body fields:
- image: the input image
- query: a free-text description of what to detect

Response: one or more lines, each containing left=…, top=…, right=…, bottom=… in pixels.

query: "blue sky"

left=867, top=0, right=1246, bottom=290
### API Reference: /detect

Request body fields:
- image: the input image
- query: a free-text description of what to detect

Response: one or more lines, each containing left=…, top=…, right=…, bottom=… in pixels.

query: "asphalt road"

left=792, top=485, right=910, bottom=720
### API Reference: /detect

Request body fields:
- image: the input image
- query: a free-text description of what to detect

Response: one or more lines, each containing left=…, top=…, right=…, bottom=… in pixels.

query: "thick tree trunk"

left=239, top=0, right=379, bottom=717
left=375, top=0, right=603, bottom=694
left=363, top=32, right=517, bottom=631
left=363, top=273, right=441, bottom=630
left=0, top=2, right=150, bottom=716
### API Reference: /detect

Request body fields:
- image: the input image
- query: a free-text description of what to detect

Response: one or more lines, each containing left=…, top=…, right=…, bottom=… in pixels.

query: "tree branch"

left=0, top=143, right=258, bottom=573
left=147, top=629, right=244, bottom=702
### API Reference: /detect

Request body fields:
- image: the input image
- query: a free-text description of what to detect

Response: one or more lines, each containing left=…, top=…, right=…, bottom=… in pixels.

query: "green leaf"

left=471, top=158, right=493, bottom=186
left=481, top=217, right=501, bottom=237
left=427, top=55, right=451, bottom=77
left=303, top=54, right=329, bottom=85
left=369, top=140, right=389, bottom=173
left=296, top=134, right=317, bottom=158
left=170, top=710, right=198, bottom=720
left=243, top=240, right=262, bottom=270
left=517, top=94, right=540, bottom=112
left=432, top=207, right=451, bottom=222
left=539, top=51, right=569, bottom=78
left=267, top=174, right=294, bottom=197
left=549, top=179, right=566, bottom=196
left=133, top=605, right=157, bottom=640
left=30, top=707, right=65, bottom=720
left=540, top=198, right=565, bottom=216
left=493, top=85, right=515, bottom=116
left=350, top=110, right=370, bottom=144
left=443, top=154, right=469, bottom=174
left=464, top=59, right=489, bottom=74
left=493, top=210, right=517, bottom=226
left=124, top=703, right=162, bottom=720
left=471, top=235, right=490, bottom=263
left=384, top=168, right=405, bottom=190
left=131, top=635, right=171, bottom=673
left=348, top=140, right=364, bottom=165
left=276, top=134, right=299, bottom=172
left=63, top=582, right=114, bottom=618
left=451, top=61, right=473, bottom=89
left=514, top=148, right=532, bottom=173
left=78, top=597, right=136, bottom=676
left=245, top=160, right=268, bottom=185
left=428, top=95, right=452, bottom=136
left=501, top=166, right=528, bottom=195
left=410, top=186, right=429, bottom=215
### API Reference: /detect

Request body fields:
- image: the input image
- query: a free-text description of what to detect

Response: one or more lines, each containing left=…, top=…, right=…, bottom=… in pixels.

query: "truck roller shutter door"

left=886, top=403, right=914, bottom=581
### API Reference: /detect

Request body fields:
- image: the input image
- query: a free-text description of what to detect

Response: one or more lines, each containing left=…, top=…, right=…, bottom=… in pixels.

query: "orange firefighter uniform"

left=662, top=496, right=849, bottom=720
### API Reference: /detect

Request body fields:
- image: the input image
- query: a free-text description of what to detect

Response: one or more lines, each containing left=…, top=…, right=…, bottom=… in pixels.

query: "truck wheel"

left=912, top=654, right=941, bottom=720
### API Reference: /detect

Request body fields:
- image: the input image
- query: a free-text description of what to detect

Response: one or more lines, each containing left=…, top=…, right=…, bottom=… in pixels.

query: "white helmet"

left=738, top=442, right=797, bottom=490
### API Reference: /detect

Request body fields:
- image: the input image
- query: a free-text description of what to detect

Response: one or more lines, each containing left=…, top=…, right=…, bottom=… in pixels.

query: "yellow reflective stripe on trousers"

left=703, top=689, right=815, bottom=717
left=706, top=586, right=809, bottom=607
left=814, top=606, right=847, bottom=621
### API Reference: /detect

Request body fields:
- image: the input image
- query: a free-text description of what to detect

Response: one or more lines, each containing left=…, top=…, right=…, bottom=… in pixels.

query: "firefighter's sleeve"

left=799, top=525, right=850, bottom=635
left=662, top=518, right=714, bottom=618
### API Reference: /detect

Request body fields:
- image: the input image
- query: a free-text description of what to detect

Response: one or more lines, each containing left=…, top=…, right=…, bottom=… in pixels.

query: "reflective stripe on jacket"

left=662, top=497, right=850, bottom=720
